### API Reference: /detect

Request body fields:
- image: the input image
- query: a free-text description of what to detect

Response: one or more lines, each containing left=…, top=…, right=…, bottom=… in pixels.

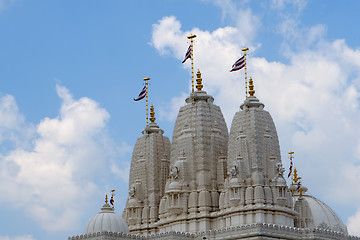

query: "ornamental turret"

left=123, top=105, right=171, bottom=233
left=219, top=77, right=297, bottom=227
left=158, top=70, right=228, bottom=232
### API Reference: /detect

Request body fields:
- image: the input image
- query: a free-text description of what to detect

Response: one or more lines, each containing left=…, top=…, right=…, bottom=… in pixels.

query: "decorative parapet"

left=68, top=231, right=196, bottom=240
left=69, top=225, right=360, bottom=240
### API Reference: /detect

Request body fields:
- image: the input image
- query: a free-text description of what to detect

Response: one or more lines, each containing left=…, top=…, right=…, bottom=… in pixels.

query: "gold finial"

left=150, top=104, right=156, bottom=123
left=187, top=34, right=197, bottom=39
left=105, top=194, right=108, bottom=204
left=196, top=69, right=203, bottom=91
left=293, top=168, right=301, bottom=183
left=248, top=77, right=255, bottom=96
left=288, top=150, right=294, bottom=155
left=299, top=186, right=303, bottom=197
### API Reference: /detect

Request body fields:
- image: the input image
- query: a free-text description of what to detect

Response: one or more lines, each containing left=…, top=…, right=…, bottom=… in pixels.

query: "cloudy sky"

left=0, top=0, right=360, bottom=239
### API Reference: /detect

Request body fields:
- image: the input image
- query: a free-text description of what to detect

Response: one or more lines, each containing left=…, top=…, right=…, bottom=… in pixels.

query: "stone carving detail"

left=318, top=222, right=330, bottom=230
left=129, top=184, right=136, bottom=198
left=228, top=162, right=238, bottom=177
left=170, top=166, right=179, bottom=180
left=276, top=162, right=285, bottom=177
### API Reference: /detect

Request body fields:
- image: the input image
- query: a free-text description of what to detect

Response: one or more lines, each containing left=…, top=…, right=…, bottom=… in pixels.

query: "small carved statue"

left=129, top=184, right=136, bottom=198
left=276, top=162, right=285, bottom=176
left=228, top=162, right=238, bottom=177
left=169, top=166, right=179, bottom=179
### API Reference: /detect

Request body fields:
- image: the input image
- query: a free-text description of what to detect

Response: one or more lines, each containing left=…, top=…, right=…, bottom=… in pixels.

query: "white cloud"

left=0, top=236, right=35, bottom=240
left=0, top=94, right=35, bottom=149
left=158, top=92, right=188, bottom=122
left=0, top=84, right=128, bottom=232
left=151, top=1, right=360, bottom=235
left=348, top=207, right=360, bottom=236
left=111, top=162, right=130, bottom=184
left=151, top=15, right=258, bottom=125
left=210, top=0, right=261, bottom=44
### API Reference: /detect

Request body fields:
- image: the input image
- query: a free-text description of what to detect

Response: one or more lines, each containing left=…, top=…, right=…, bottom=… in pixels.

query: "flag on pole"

left=182, top=44, right=191, bottom=63
left=230, top=55, right=245, bottom=72
left=134, top=86, right=146, bottom=101
left=288, top=156, right=293, bottom=178
left=110, top=195, right=114, bottom=206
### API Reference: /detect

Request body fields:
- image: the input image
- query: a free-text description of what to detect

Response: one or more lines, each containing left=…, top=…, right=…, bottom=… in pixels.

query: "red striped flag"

left=288, top=157, right=293, bottom=178
left=182, top=45, right=191, bottom=63
left=230, top=55, right=245, bottom=72
left=134, top=86, right=146, bottom=101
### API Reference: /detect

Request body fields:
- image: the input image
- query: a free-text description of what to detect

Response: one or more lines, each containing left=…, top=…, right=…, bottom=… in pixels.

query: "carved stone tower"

left=123, top=105, right=171, bottom=234
left=157, top=70, right=229, bottom=232
left=219, top=78, right=296, bottom=227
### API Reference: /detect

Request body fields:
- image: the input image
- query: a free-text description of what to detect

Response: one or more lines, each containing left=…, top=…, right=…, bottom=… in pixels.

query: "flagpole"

left=144, top=77, right=150, bottom=126
left=288, top=150, right=294, bottom=183
left=187, top=34, right=197, bottom=93
left=110, top=189, right=115, bottom=208
left=242, top=47, right=249, bottom=99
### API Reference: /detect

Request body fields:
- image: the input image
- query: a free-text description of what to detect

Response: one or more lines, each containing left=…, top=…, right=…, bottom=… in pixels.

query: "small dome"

left=294, top=194, right=348, bottom=234
left=127, top=197, right=140, bottom=208
left=229, top=177, right=240, bottom=187
left=167, top=181, right=181, bottom=192
left=275, top=176, right=287, bottom=186
left=84, top=203, right=129, bottom=235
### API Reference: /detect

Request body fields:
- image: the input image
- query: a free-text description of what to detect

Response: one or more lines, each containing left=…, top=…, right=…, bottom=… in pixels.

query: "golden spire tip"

left=150, top=104, right=156, bottom=123
left=248, top=77, right=255, bottom=96
left=187, top=34, right=197, bottom=39
left=105, top=194, right=108, bottom=204
left=196, top=69, right=203, bottom=91
left=242, top=47, right=249, bottom=51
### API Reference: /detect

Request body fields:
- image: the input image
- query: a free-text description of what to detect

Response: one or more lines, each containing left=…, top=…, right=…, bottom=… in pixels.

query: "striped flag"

left=288, top=157, right=293, bottom=178
left=182, top=45, right=191, bottom=63
left=134, top=86, right=146, bottom=101
left=230, top=55, right=245, bottom=72
left=110, top=195, right=114, bottom=206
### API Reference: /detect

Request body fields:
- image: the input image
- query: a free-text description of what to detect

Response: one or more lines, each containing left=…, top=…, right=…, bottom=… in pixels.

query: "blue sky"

left=0, top=1, right=360, bottom=239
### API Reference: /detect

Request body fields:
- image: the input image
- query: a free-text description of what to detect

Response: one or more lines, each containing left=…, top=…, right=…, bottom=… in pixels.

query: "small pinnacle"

left=196, top=69, right=203, bottom=91
left=150, top=104, right=156, bottom=123
left=249, top=77, right=255, bottom=96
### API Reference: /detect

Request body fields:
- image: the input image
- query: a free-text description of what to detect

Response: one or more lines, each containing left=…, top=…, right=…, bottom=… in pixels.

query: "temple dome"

left=292, top=183, right=348, bottom=235
left=84, top=203, right=129, bottom=235
left=294, top=194, right=348, bottom=234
